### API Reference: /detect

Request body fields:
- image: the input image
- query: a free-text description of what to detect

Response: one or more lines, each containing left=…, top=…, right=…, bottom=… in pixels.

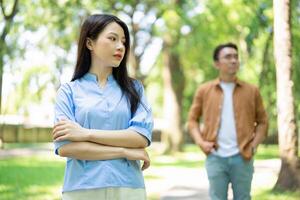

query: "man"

left=187, top=42, right=268, bottom=200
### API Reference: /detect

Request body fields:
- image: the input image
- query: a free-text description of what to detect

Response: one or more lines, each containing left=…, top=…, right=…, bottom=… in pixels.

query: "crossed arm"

left=53, top=119, right=150, bottom=170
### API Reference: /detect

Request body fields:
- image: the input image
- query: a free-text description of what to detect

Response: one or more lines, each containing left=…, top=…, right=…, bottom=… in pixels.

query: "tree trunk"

left=273, top=0, right=300, bottom=191
left=0, top=22, right=5, bottom=148
left=0, top=49, right=3, bottom=115
left=0, top=0, right=19, bottom=114
left=0, top=0, right=19, bottom=148
left=161, top=42, right=185, bottom=153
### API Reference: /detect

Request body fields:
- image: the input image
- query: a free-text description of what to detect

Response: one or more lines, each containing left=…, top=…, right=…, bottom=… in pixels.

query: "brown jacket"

left=188, top=78, right=268, bottom=160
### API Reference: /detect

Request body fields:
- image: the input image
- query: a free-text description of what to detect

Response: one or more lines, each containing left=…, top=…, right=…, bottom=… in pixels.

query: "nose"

left=230, top=56, right=238, bottom=64
left=231, top=58, right=237, bottom=63
left=116, top=41, right=125, bottom=52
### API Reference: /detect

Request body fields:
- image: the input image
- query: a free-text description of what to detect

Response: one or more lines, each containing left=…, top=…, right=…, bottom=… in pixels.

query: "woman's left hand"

left=53, top=119, right=88, bottom=142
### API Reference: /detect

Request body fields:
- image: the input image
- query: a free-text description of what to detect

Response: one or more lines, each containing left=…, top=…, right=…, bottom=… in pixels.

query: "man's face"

left=215, top=47, right=239, bottom=76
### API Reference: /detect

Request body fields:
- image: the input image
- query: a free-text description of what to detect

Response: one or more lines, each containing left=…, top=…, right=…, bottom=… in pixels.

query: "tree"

left=160, top=3, right=186, bottom=152
left=0, top=0, right=18, bottom=113
left=0, top=0, right=18, bottom=148
left=273, top=0, right=300, bottom=191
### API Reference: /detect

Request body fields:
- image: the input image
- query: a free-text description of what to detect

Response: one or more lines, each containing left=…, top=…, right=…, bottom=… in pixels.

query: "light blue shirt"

left=54, top=73, right=153, bottom=192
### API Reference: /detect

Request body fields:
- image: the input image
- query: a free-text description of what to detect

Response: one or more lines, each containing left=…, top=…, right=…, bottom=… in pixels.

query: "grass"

left=3, top=143, right=53, bottom=149
left=0, top=143, right=299, bottom=200
left=254, top=144, right=280, bottom=160
left=0, top=156, right=64, bottom=200
left=146, top=143, right=205, bottom=168
left=253, top=189, right=300, bottom=200
left=150, top=153, right=205, bottom=168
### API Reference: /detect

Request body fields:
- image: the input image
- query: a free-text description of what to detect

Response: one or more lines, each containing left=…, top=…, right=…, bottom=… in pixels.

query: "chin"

left=229, top=70, right=238, bottom=74
left=109, top=63, right=121, bottom=68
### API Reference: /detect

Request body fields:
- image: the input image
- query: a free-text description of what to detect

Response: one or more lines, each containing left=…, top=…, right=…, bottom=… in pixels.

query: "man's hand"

left=250, top=141, right=258, bottom=155
left=198, top=140, right=215, bottom=155
left=53, top=119, right=88, bottom=142
left=124, top=148, right=150, bottom=171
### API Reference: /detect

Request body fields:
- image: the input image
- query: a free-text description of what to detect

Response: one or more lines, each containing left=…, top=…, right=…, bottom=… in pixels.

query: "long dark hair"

left=72, top=14, right=140, bottom=115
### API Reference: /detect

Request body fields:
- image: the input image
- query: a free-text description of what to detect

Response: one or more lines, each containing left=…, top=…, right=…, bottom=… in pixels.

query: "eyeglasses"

left=219, top=54, right=239, bottom=61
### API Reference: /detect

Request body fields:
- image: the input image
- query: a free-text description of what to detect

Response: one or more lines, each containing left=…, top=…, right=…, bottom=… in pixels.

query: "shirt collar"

left=83, top=72, right=115, bottom=83
left=213, top=77, right=243, bottom=87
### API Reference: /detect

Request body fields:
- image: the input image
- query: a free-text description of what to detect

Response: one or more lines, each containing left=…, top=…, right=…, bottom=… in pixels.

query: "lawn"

left=0, top=156, right=64, bottom=200
left=0, top=144, right=299, bottom=200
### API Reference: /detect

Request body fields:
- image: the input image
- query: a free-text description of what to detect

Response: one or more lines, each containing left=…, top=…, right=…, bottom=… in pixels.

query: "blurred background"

left=0, top=0, right=299, bottom=200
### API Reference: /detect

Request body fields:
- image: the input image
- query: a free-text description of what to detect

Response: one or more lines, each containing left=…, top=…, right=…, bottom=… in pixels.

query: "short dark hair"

left=213, top=42, right=238, bottom=61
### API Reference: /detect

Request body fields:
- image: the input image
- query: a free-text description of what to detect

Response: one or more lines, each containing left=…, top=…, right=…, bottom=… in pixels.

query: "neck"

left=89, top=63, right=113, bottom=87
left=219, top=74, right=236, bottom=83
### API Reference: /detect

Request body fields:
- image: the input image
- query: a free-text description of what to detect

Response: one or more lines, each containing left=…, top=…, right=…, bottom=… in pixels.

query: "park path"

left=145, top=159, right=280, bottom=200
left=0, top=145, right=53, bottom=159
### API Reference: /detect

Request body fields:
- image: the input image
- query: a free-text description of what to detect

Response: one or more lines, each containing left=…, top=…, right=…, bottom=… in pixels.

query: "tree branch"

left=6, top=0, right=18, bottom=19
left=0, top=0, right=6, bottom=17
left=0, top=0, right=18, bottom=20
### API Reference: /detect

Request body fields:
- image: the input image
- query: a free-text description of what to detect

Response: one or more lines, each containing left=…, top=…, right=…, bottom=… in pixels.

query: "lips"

left=113, top=54, right=123, bottom=60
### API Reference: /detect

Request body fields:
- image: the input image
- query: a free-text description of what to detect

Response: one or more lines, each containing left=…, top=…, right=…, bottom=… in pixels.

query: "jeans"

left=205, top=153, right=254, bottom=200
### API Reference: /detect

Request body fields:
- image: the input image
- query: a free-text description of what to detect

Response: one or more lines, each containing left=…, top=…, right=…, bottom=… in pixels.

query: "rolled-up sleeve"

left=53, top=83, right=75, bottom=155
left=128, top=81, right=153, bottom=146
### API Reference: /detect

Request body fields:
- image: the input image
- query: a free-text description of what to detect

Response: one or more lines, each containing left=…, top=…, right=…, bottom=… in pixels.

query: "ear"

left=214, top=60, right=220, bottom=69
left=86, top=38, right=93, bottom=50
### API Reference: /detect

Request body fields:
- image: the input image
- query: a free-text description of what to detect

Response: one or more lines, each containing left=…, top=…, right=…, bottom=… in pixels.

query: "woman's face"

left=87, top=22, right=126, bottom=68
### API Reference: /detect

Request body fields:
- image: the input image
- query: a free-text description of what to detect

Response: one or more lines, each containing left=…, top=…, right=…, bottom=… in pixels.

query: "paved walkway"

left=0, top=144, right=53, bottom=159
left=145, top=159, right=281, bottom=200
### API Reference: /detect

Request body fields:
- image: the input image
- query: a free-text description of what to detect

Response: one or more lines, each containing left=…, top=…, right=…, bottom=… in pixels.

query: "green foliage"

left=179, top=0, right=275, bottom=122
left=254, top=144, right=279, bottom=160
left=292, top=0, right=300, bottom=126
left=5, top=65, right=53, bottom=115
left=0, top=0, right=299, bottom=143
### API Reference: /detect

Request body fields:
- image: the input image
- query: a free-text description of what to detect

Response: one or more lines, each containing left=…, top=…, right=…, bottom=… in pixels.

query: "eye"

left=108, top=37, right=116, bottom=41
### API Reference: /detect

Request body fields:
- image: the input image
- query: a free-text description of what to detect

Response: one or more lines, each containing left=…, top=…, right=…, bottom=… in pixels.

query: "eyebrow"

left=223, top=53, right=238, bottom=56
left=108, top=32, right=126, bottom=40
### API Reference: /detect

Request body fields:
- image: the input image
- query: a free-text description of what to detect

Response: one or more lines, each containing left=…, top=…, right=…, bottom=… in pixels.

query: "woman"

left=52, top=14, right=153, bottom=200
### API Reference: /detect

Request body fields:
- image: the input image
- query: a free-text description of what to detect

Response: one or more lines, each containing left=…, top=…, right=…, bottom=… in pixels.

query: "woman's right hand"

left=124, top=148, right=150, bottom=171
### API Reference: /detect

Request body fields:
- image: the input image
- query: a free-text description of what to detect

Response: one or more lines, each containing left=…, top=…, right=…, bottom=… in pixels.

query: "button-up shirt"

left=54, top=73, right=153, bottom=192
left=188, top=78, right=268, bottom=160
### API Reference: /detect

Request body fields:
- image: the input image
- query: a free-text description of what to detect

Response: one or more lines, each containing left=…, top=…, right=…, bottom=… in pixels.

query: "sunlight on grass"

left=147, top=193, right=160, bottom=200
left=144, top=175, right=161, bottom=180
left=255, top=144, right=279, bottom=160
left=148, top=143, right=205, bottom=168
left=0, top=156, right=64, bottom=200
left=3, top=143, right=53, bottom=149
left=253, top=189, right=300, bottom=200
